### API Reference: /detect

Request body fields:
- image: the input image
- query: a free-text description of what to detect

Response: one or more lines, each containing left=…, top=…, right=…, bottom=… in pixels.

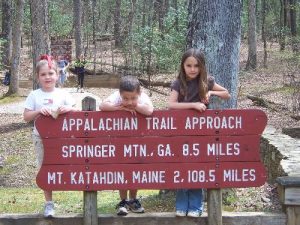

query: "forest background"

left=0, top=0, right=299, bottom=215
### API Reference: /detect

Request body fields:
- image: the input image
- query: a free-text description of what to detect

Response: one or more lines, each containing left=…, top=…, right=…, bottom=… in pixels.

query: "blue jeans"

left=176, top=189, right=203, bottom=213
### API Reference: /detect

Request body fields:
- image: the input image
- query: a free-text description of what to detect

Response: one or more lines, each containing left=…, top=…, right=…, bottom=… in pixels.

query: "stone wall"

left=261, top=126, right=300, bottom=183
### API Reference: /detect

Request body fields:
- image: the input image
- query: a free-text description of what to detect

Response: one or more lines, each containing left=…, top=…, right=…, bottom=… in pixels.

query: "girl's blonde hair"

left=36, top=55, right=58, bottom=76
left=177, top=48, right=208, bottom=101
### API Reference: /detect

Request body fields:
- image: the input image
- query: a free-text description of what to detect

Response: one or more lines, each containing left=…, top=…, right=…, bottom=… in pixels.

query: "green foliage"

left=222, top=189, right=238, bottom=206
left=264, top=1, right=282, bottom=41
left=73, top=59, right=87, bottom=67
left=126, top=4, right=187, bottom=73
left=22, top=2, right=32, bottom=37
left=49, top=1, right=73, bottom=37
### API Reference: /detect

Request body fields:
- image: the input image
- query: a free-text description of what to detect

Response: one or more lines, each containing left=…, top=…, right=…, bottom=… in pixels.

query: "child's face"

left=183, top=56, right=200, bottom=80
left=38, top=64, right=58, bottom=91
left=120, top=90, right=140, bottom=109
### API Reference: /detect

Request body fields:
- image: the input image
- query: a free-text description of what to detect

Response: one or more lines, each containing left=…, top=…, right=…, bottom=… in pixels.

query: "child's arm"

left=57, top=105, right=78, bottom=114
left=100, top=99, right=153, bottom=116
left=208, top=83, right=231, bottom=100
left=135, top=102, right=153, bottom=116
left=58, top=92, right=77, bottom=114
left=23, top=107, right=52, bottom=122
left=99, top=101, right=122, bottom=111
left=168, top=90, right=207, bottom=112
left=24, top=105, right=77, bottom=122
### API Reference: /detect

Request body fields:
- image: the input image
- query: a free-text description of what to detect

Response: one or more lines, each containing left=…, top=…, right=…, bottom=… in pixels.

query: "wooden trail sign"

left=35, top=109, right=268, bottom=191
left=41, top=135, right=261, bottom=164
left=37, top=162, right=266, bottom=190
left=36, top=109, right=267, bottom=137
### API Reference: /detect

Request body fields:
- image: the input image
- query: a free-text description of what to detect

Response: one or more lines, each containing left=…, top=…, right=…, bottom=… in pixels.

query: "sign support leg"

left=207, top=189, right=222, bottom=225
left=84, top=191, right=98, bottom=225
left=82, top=96, right=98, bottom=225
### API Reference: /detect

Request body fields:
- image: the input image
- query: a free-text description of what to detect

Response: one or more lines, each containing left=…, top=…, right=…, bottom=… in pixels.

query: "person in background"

left=74, top=54, right=87, bottom=92
left=23, top=55, right=77, bottom=217
left=99, top=75, right=153, bottom=215
left=57, top=55, right=69, bottom=87
left=168, top=48, right=230, bottom=218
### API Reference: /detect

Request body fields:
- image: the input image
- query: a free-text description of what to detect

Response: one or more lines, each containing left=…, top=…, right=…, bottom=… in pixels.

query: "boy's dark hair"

left=119, top=75, right=141, bottom=93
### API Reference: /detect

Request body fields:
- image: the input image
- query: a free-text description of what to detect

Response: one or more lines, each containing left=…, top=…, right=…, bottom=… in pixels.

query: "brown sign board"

left=35, top=109, right=267, bottom=138
left=36, top=109, right=268, bottom=191
left=36, top=162, right=267, bottom=191
left=42, top=135, right=261, bottom=164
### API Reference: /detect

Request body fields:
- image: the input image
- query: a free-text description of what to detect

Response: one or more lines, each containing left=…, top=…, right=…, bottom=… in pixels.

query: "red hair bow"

left=40, top=54, right=53, bottom=69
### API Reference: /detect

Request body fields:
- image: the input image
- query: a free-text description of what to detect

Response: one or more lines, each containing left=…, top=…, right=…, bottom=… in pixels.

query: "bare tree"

left=7, top=0, right=25, bottom=96
left=154, top=0, right=169, bottom=32
left=173, top=0, right=179, bottom=31
left=1, top=0, right=13, bottom=71
left=279, top=0, right=288, bottom=50
left=142, top=0, right=146, bottom=28
left=73, top=0, right=83, bottom=58
left=261, top=0, right=267, bottom=68
left=289, top=0, right=297, bottom=52
left=124, top=0, right=137, bottom=39
left=186, top=0, right=242, bottom=108
left=246, top=0, right=257, bottom=70
left=82, top=0, right=92, bottom=56
left=114, top=0, right=122, bottom=47
left=30, top=0, right=51, bottom=89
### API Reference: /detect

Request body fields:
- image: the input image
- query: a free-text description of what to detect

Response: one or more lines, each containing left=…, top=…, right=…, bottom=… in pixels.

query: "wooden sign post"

left=35, top=108, right=267, bottom=224
left=82, top=97, right=97, bottom=225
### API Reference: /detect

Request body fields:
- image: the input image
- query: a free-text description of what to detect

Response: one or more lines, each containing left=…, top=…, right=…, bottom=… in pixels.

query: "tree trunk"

left=92, top=0, right=96, bottom=75
left=7, top=0, right=25, bottom=96
left=142, top=0, right=146, bottom=28
left=261, top=0, right=267, bottom=68
left=124, top=0, right=137, bottom=40
left=255, top=0, right=261, bottom=37
left=155, top=0, right=168, bottom=32
left=30, top=0, right=51, bottom=90
left=128, top=0, right=137, bottom=74
left=186, top=0, right=196, bottom=48
left=246, top=0, right=257, bottom=70
left=140, top=0, right=147, bottom=70
left=82, top=0, right=92, bottom=56
left=289, top=0, right=297, bottom=52
left=114, top=0, right=122, bottom=47
left=279, top=0, right=287, bottom=50
left=1, top=0, right=12, bottom=71
left=73, top=0, right=83, bottom=58
left=186, top=0, right=242, bottom=108
left=104, top=4, right=112, bottom=33
left=173, top=0, right=179, bottom=31
left=146, top=0, right=154, bottom=74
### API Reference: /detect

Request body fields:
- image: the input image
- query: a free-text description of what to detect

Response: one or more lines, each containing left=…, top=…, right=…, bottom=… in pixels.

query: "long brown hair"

left=177, top=48, right=208, bottom=101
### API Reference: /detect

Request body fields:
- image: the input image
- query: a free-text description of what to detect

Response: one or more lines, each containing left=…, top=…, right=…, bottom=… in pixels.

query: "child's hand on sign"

left=50, top=109, right=59, bottom=119
left=193, top=102, right=207, bottom=112
left=119, top=105, right=137, bottom=115
left=40, top=107, right=52, bottom=117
